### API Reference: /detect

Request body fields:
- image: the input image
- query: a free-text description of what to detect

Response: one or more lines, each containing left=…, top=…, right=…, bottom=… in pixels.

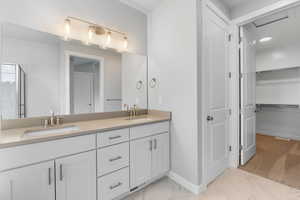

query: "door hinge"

left=239, top=73, right=243, bottom=79
left=229, top=109, right=232, bottom=115
left=228, top=72, right=232, bottom=79
left=228, top=34, right=232, bottom=42
left=239, top=145, right=243, bottom=152
left=239, top=35, right=242, bottom=44
left=229, top=146, right=232, bottom=152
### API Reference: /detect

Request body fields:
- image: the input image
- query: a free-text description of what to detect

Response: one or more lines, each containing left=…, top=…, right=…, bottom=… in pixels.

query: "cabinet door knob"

left=154, top=139, right=157, bottom=150
left=48, top=168, right=52, bottom=185
left=59, top=164, right=63, bottom=181
left=149, top=140, right=153, bottom=151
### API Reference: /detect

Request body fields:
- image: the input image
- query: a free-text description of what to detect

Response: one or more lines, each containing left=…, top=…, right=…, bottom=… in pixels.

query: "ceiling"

left=120, top=0, right=163, bottom=13
left=249, top=5, right=300, bottom=50
left=221, top=0, right=248, bottom=9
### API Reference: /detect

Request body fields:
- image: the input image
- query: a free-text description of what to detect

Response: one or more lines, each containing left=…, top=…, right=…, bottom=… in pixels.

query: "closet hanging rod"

left=253, top=16, right=289, bottom=28
left=256, top=104, right=299, bottom=109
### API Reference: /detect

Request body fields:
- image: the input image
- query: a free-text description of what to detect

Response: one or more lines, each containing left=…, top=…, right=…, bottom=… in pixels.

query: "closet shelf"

left=256, top=78, right=300, bottom=85
left=256, top=66, right=300, bottom=73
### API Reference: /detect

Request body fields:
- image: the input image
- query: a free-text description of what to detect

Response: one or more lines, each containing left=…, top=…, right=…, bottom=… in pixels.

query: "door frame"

left=201, top=0, right=231, bottom=186
left=229, top=0, right=300, bottom=168
left=64, top=51, right=105, bottom=114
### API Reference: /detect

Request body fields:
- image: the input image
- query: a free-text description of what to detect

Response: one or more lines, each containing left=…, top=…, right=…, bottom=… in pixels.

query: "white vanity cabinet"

left=56, top=151, right=97, bottom=200
left=0, top=161, right=55, bottom=200
left=0, top=120, right=170, bottom=200
left=0, top=134, right=96, bottom=200
left=130, top=122, right=170, bottom=189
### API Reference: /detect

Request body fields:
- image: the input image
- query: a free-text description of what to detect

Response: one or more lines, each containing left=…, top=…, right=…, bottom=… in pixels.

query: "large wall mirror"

left=0, top=22, right=148, bottom=120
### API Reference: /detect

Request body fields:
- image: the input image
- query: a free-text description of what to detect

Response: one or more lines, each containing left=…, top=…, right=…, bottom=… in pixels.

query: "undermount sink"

left=24, top=125, right=80, bottom=137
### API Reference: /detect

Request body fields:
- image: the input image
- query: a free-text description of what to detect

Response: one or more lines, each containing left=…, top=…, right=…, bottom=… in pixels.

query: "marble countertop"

left=0, top=114, right=171, bottom=149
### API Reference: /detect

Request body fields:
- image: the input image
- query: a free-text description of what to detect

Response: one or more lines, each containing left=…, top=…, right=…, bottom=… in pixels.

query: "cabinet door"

left=151, top=133, right=170, bottom=178
left=56, top=151, right=96, bottom=200
left=0, top=161, right=55, bottom=200
left=130, top=137, right=152, bottom=188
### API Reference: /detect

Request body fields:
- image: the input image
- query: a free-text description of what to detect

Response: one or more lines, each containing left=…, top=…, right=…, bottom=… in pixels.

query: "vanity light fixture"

left=64, top=17, right=129, bottom=52
left=64, top=19, right=71, bottom=41
left=259, top=37, right=272, bottom=43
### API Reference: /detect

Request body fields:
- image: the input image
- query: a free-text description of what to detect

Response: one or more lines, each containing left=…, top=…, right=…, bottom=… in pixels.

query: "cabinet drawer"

left=98, top=167, right=129, bottom=200
left=97, top=129, right=129, bottom=148
left=130, top=121, right=169, bottom=140
left=97, top=142, right=129, bottom=176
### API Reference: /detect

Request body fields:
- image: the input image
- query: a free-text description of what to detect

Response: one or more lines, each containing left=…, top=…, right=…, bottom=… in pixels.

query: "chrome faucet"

left=42, top=111, right=63, bottom=128
left=123, top=104, right=138, bottom=120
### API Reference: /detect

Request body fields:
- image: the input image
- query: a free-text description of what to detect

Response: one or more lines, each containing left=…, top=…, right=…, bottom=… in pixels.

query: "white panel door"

left=73, top=72, right=94, bottom=114
left=56, top=151, right=97, bottom=200
left=130, top=137, right=152, bottom=188
left=240, top=24, right=256, bottom=165
left=203, top=7, right=230, bottom=184
left=151, top=133, right=170, bottom=178
left=0, top=161, right=55, bottom=200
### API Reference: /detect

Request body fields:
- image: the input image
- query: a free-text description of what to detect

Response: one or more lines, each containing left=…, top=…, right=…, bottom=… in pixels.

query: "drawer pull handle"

left=109, top=135, right=122, bottom=140
left=110, top=182, right=122, bottom=190
left=109, top=156, right=122, bottom=162
left=154, top=139, right=157, bottom=150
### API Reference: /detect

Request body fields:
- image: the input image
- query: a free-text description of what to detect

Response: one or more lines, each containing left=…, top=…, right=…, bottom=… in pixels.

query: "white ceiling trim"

left=119, top=0, right=150, bottom=14
left=233, top=0, right=300, bottom=25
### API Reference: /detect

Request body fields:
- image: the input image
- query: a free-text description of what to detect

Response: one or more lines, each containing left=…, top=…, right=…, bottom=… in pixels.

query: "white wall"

left=122, top=53, right=148, bottom=109
left=1, top=25, right=123, bottom=117
left=257, top=43, right=300, bottom=71
left=2, top=35, right=61, bottom=117
left=256, top=42, right=300, bottom=140
left=148, top=0, right=200, bottom=185
left=0, top=0, right=147, bottom=55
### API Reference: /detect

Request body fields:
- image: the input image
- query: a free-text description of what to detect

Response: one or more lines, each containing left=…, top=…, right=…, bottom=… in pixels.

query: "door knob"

left=207, top=116, right=214, bottom=121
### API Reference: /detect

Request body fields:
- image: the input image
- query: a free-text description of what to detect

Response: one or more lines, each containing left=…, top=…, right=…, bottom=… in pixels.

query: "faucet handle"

left=123, top=104, right=129, bottom=111
left=42, top=119, right=50, bottom=128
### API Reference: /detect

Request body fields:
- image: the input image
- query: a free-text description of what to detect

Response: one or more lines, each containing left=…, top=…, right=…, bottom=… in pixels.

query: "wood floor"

left=240, top=134, right=300, bottom=189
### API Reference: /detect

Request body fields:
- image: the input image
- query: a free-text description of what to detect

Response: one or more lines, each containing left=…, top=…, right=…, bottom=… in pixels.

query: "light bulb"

left=106, top=31, right=112, bottom=47
left=64, top=19, right=71, bottom=41
left=259, top=37, right=272, bottom=43
left=86, top=26, right=94, bottom=45
left=88, top=27, right=94, bottom=40
left=123, top=36, right=128, bottom=51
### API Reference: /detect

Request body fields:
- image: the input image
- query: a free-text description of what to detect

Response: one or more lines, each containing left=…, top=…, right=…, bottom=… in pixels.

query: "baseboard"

left=168, top=171, right=206, bottom=195
left=257, top=129, right=300, bottom=141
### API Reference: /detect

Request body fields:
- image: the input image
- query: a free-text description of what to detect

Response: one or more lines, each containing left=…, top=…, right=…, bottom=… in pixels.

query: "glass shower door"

left=0, top=64, right=26, bottom=119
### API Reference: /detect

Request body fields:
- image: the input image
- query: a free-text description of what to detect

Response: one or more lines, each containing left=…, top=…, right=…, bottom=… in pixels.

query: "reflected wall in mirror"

left=0, top=23, right=148, bottom=119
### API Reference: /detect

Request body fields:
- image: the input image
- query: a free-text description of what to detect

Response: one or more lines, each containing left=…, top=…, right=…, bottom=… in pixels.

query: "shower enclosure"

left=0, top=63, right=26, bottom=119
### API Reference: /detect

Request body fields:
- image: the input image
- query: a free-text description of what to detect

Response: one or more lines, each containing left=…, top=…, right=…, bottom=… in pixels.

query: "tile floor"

left=125, top=169, right=300, bottom=200
left=240, top=134, right=300, bottom=189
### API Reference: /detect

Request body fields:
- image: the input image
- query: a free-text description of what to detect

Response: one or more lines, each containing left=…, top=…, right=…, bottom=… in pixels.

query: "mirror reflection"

left=0, top=23, right=148, bottom=119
